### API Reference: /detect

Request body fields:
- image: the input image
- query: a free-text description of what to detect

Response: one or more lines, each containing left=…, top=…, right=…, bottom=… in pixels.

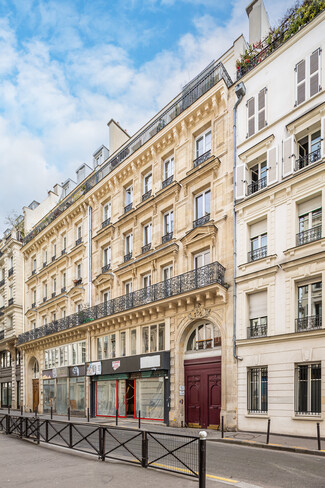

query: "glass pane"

left=110, top=334, right=116, bottom=358
left=136, top=378, right=164, bottom=419
left=131, top=330, right=137, bottom=355
left=196, top=137, right=203, bottom=157
left=103, top=336, right=109, bottom=358
left=118, top=380, right=126, bottom=417
left=205, top=131, right=211, bottom=152
left=195, top=194, right=203, bottom=219
left=205, top=191, right=211, bottom=214
left=299, top=213, right=309, bottom=232
left=311, top=130, right=321, bottom=152
left=298, top=365, right=308, bottom=413
left=97, top=380, right=116, bottom=416
left=261, top=368, right=268, bottom=412
left=97, top=338, right=102, bottom=360
left=312, top=209, right=322, bottom=228
left=311, top=364, right=321, bottom=413
left=260, top=161, right=267, bottom=179
left=159, top=324, right=165, bottom=351
left=261, top=233, right=267, bottom=247
left=150, top=325, right=157, bottom=353
left=69, top=378, right=85, bottom=413
left=142, top=327, right=149, bottom=353
left=56, top=378, right=67, bottom=415
left=249, top=369, right=259, bottom=412
left=120, top=332, right=126, bottom=357
left=298, top=285, right=308, bottom=318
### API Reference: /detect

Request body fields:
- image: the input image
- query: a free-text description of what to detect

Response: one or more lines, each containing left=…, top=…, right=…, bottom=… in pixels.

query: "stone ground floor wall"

left=237, top=331, right=325, bottom=436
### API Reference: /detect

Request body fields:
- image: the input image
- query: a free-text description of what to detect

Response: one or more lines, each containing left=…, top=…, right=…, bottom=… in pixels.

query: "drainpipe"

left=233, top=82, right=246, bottom=360
left=22, top=247, right=26, bottom=409
left=88, top=205, right=92, bottom=307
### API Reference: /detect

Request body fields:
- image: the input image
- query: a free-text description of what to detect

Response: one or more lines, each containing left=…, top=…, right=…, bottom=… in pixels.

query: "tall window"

left=163, top=211, right=173, bottom=237
left=296, top=130, right=321, bottom=170
left=247, top=88, right=267, bottom=138
left=125, top=233, right=133, bottom=256
left=195, top=129, right=211, bottom=159
left=296, top=48, right=321, bottom=105
left=103, top=247, right=111, bottom=268
left=296, top=363, right=321, bottom=415
left=52, top=242, right=56, bottom=259
left=131, top=329, right=137, bottom=355
left=125, top=185, right=133, bottom=207
left=97, top=334, right=115, bottom=360
left=142, top=274, right=151, bottom=289
left=143, top=223, right=152, bottom=246
left=143, top=172, right=152, bottom=194
left=249, top=220, right=267, bottom=262
left=248, top=292, right=267, bottom=338
left=297, top=281, right=322, bottom=331
left=194, top=250, right=210, bottom=269
left=52, top=277, right=56, bottom=295
left=162, top=265, right=173, bottom=281
left=43, top=249, right=47, bottom=265
left=142, top=324, right=165, bottom=353
left=76, top=225, right=82, bottom=241
left=125, top=281, right=132, bottom=295
left=297, top=197, right=322, bottom=245
left=43, top=283, right=47, bottom=300
left=61, top=272, right=66, bottom=290
left=76, top=263, right=82, bottom=280
left=62, top=234, right=67, bottom=251
left=103, top=202, right=111, bottom=223
left=120, top=331, right=126, bottom=357
left=248, top=160, right=267, bottom=195
left=194, top=190, right=210, bottom=223
left=163, top=157, right=174, bottom=181
left=32, top=257, right=37, bottom=273
left=248, top=367, right=268, bottom=413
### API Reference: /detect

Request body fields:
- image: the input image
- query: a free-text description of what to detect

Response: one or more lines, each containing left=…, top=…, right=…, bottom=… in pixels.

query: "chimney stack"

left=246, top=0, right=271, bottom=45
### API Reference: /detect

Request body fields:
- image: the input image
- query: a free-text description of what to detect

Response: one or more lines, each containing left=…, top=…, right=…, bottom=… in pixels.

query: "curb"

left=208, top=437, right=325, bottom=456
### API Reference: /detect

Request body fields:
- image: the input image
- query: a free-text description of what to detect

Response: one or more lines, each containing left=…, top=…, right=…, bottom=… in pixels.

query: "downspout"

left=22, top=246, right=25, bottom=409
left=233, top=82, right=246, bottom=360
left=88, top=205, right=92, bottom=307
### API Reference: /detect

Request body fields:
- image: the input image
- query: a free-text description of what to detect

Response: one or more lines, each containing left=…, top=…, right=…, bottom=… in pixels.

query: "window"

left=247, top=88, right=267, bottom=138
left=143, top=274, right=151, bottom=289
left=52, top=277, right=56, bottom=295
left=32, top=289, right=36, bottom=305
left=76, top=225, right=82, bottom=243
left=0, top=351, right=11, bottom=368
left=296, top=130, right=321, bottom=170
left=102, top=290, right=110, bottom=303
left=194, top=250, right=210, bottom=269
left=125, top=233, right=133, bottom=258
left=143, top=223, right=152, bottom=246
left=163, top=211, right=173, bottom=237
left=61, top=272, right=66, bottom=291
left=142, top=323, right=165, bottom=353
left=103, top=202, right=111, bottom=222
left=143, top=172, right=152, bottom=194
left=32, top=257, right=37, bottom=273
left=248, top=367, right=268, bottom=413
left=297, top=196, right=322, bottom=245
left=103, top=247, right=111, bottom=268
left=131, top=329, right=137, bottom=355
left=62, top=234, right=67, bottom=251
left=296, top=48, right=321, bottom=106
left=43, top=249, right=47, bottom=265
left=125, top=281, right=132, bottom=295
left=187, top=323, right=221, bottom=351
left=97, top=334, right=115, bottom=360
left=120, top=331, right=126, bottom=357
left=247, top=160, right=267, bottom=195
left=52, top=242, right=56, bottom=259
left=162, top=265, right=173, bottom=281
left=76, top=263, right=82, bottom=280
left=296, top=281, right=322, bottom=331
left=194, top=190, right=210, bottom=226
left=296, top=363, right=321, bottom=415
left=125, top=185, right=133, bottom=210
left=249, top=220, right=267, bottom=262
left=248, top=292, right=267, bottom=338
left=45, top=341, right=86, bottom=368
left=43, top=283, right=47, bottom=300
left=195, top=129, right=211, bottom=160
left=163, top=157, right=174, bottom=183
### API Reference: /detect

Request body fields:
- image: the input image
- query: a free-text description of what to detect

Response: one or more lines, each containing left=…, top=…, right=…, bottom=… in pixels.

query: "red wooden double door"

left=185, top=356, right=221, bottom=429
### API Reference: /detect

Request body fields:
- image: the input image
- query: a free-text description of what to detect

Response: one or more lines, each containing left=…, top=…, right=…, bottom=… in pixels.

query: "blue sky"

left=0, top=0, right=293, bottom=233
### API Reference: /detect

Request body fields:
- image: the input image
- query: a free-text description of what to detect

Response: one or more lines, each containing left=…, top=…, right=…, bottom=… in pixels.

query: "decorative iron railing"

left=124, top=252, right=132, bottom=262
left=193, top=214, right=210, bottom=228
left=296, top=225, right=322, bottom=246
left=296, top=148, right=321, bottom=171
left=43, top=262, right=47, bottom=268
left=296, top=315, right=322, bottom=332
left=102, top=264, right=111, bottom=274
left=247, top=320, right=267, bottom=338
left=0, top=330, right=4, bottom=340
left=61, top=287, right=66, bottom=293
left=23, top=62, right=232, bottom=247
left=43, top=297, right=47, bottom=303
left=8, top=268, right=13, bottom=277
left=61, top=249, right=66, bottom=255
left=247, top=177, right=267, bottom=196
left=102, top=218, right=111, bottom=229
left=8, top=299, right=13, bottom=306
left=124, top=203, right=132, bottom=214
left=18, top=261, right=226, bottom=345
left=32, top=269, right=36, bottom=275
left=193, top=149, right=211, bottom=168
left=248, top=246, right=267, bottom=262
left=142, top=243, right=151, bottom=254
left=52, top=255, right=56, bottom=262
left=75, top=238, right=82, bottom=247
left=162, top=232, right=173, bottom=244
left=162, top=175, right=173, bottom=189
left=142, top=190, right=152, bottom=202
left=52, top=292, right=56, bottom=298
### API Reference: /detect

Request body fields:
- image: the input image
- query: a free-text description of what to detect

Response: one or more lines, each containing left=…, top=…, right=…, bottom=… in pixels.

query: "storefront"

left=88, top=351, right=170, bottom=423
left=42, top=365, right=86, bottom=416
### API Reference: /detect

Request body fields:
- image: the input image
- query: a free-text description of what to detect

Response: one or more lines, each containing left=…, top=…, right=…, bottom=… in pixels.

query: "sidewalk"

left=2, top=408, right=324, bottom=456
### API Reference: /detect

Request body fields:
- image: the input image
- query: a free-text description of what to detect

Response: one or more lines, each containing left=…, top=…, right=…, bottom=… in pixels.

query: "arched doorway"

left=29, top=358, right=39, bottom=412
left=184, top=321, right=221, bottom=429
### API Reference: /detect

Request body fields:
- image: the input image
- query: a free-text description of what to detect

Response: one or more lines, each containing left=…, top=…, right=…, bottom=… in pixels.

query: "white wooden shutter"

left=258, top=88, right=266, bottom=131
left=267, top=146, right=278, bottom=184
left=236, top=164, right=247, bottom=199
left=321, top=116, right=325, bottom=159
left=310, top=49, right=320, bottom=98
left=283, top=136, right=295, bottom=177
left=296, top=59, right=306, bottom=106
left=247, top=97, right=255, bottom=137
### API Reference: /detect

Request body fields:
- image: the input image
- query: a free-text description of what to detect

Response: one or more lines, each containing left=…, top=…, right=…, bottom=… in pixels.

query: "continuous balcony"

left=193, top=214, right=210, bottom=228
left=247, top=177, right=267, bottom=196
left=296, top=225, right=322, bottom=247
left=162, top=175, right=173, bottom=189
left=295, top=315, right=322, bottom=332
left=248, top=246, right=267, bottom=262
left=247, top=320, right=267, bottom=338
left=142, top=190, right=152, bottom=202
left=18, top=261, right=226, bottom=345
left=193, top=149, right=211, bottom=168
left=295, top=148, right=321, bottom=171
left=162, top=232, right=173, bottom=244
left=102, top=218, right=111, bottom=229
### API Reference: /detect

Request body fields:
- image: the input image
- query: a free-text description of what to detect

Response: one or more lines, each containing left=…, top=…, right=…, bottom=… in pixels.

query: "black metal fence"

left=0, top=414, right=206, bottom=486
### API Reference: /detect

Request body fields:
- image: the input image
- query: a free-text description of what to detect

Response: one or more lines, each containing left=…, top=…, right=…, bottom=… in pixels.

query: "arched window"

left=32, top=360, right=39, bottom=379
left=187, top=323, right=221, bottom=351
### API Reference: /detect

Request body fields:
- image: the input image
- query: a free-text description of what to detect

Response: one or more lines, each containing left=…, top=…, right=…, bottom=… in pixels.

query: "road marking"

left=148, top=461, right=239, bottom=483
left=207, top=474, right=239, bottom=483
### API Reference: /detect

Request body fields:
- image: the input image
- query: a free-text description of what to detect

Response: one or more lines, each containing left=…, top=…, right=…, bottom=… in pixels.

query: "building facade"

left=18, top=58, right=239, bottom=429
left=235, top=4, right=325, bottom=435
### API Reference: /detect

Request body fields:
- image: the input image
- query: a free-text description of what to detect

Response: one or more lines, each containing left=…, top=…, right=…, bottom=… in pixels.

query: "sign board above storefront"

left=86, top=362, right=102, bottom=376
left=140, top=355, right=160, bottom=369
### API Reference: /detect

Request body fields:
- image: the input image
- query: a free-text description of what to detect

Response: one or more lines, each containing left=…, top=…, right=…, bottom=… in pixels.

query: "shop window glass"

left=142, top=327, right=149, bottom=353
left=131, top=329, right=137, bottom=355
left=43, top=379, right=55, bottom=413
left=97, top=380, right=116, bottom=416
left=159, top=324, right=165, bottom=351
left=56, top=378, right=67, bottom=415
left=150, top=325, right=157, bottom=352
left=69, top=378, right=85, bottom=413
left=136, top=378, right=164, bottom=420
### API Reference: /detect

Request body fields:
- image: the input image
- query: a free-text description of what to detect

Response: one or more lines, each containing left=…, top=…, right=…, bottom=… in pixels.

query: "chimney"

left=107, top=119, right=130, bottom=155
left=246, top=0, right=270, bottom=45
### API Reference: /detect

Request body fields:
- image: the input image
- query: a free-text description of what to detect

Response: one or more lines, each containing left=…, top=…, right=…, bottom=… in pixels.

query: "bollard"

left=116, top=409, right=118, bottom=426
left=68, top=407, right=70, bottom=421
left=50, top=406, right=53, bottom=420
left=138, top=410, right=141, bottom=429
left=317, top=422, right=321, bottom=451
left=87, top=407, right=90, bottom=422
left=266, top=418, right=271, bottom=445
left=221, top=416, right=224, bottom=439
left=141, top=431, right=148, bottom=468
left=199, top=431, right=207, bottom=488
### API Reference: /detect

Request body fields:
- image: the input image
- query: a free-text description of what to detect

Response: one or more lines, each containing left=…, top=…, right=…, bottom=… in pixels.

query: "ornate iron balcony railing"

left=0, top=330, right=4, bottom=340
left=162, top=175, right=173, bottom=189
left=162, top=232, right=173, bottom=244
left=52, top=255, right=56, bottom=262
left=32, top=302, right=36, bottom=309
left=61, top=249, right=66, bottom=255
left=18, top=260, right=226, bottom=345
left=142, top=190, right=152, bottom=202
left=52, top=292, right=56, bottom=298
left=124, top=203, right=132, bottom=214
left=32, top=269, right=36, bottom=275
left=8, top=298, right=13, bottom=306
left=43, top=297, right=47, bottom=303
left=193, top=214, right=210, bottom=228
left=61, top=287, right=66, bottom=293
left=193, top=149, right=211, bottom=168
left=102, top=218, right=111, bottom=229
left=102, top=264, right=111, bottom=274
left=296, top=225, right=322, bottom=246
left=296, top=315, right=322, bottom=332
left=124, top=253, right=132, bottom=262
left=295, top=148, right=321, bottom=171
left=8, top=268, right=13, bottom=277
left=43, top=262, right=47, bottom=268
left=248, top=245, right=267, bottom=262
left=0, top=279, right=4, bottom=287
left=247, top=176, right=267, bottom=196
left=247, top=320, right=267, bottom=338
left=142, top=243, right=151, bottom=254
left=75, top=238, right=82, bottom=246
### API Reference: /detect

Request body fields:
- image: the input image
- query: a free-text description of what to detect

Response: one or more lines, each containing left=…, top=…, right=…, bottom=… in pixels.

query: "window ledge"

left=292, top=415, right=323, bottom=421
left=245, top=414, right=269, bottom=419
left=238, top=254, right=277, bottom=271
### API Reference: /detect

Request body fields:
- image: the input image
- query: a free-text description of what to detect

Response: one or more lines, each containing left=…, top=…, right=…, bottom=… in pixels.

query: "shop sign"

left=72, top=366, right=80, bottom=376
left=112, top=360, right=120, bottom=371
left=140, top=355, right=160, bottom=369
left=87, top=362, right=102, bottom=376
left=52, top=367, right=68, bottom=378
left=42, top=370, right=53, bottom=379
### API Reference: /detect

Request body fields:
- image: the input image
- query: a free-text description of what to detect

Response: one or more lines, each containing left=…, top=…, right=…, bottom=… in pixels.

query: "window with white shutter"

left=296, top=59, right=306, bottom=105
left=247, top=88, right=267, bottom=137
left=247, top=97, right=255, bottom=137
left=310, top=49, right=320, bottom=98
left=258, top=88, right=266, bottom=131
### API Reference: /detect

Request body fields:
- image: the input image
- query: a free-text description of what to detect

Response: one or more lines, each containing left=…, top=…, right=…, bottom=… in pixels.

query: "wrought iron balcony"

left=102, top=264, right=111, bottom=274
left=18, top=260, right=226, bottom=345
left=0, top=279, right=4, bottom=287
left=73, top=278, right=82, bottom=286
left=193, top=214, right=210, bottom=228
left=142, top=190, right=152, bottom=202
left=162, top=232, right=173, bottom=244
left=0, top=330, right=4, bottom=340
left=43, top=297, right=47, bottom=303
left=295, top=148, right=321, bottom=171
left=75, top=238, right=82, bottom=246
left=52, top=255, right=56, bottom=262
left=124, top=203, right=132, bottom=214
left=8, top=267, right=13, bottom=277
left=162, top=175, right=173, bottom=189
left=124, top=252, right=132, bottom=262
left=32, top=269, right=36, bottom=275
left=193, top=149, right=211, bottom=168
left=32, top=302, right=36, bottom=309
left=43, top=262, right=47, bottom=268
left=247, top=320, right=267, bottom=338
left=247, top=177, right=267, bottom=196
left=296, top=225, right=322, bottom=247
left=102, top=218, right=111, bottom=229
left=61, top=249, right=66, bottom=255
left=296, top=315, right=322, bottom=332
left=8, top=298, right=13, bottom=306
left=248, top=246, right=267, bottom=262
left=142, top=243, right=151, bottom=254
left=52, top=292, right=56, bottom=298
left=61, top=287, right=66, bottom=293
